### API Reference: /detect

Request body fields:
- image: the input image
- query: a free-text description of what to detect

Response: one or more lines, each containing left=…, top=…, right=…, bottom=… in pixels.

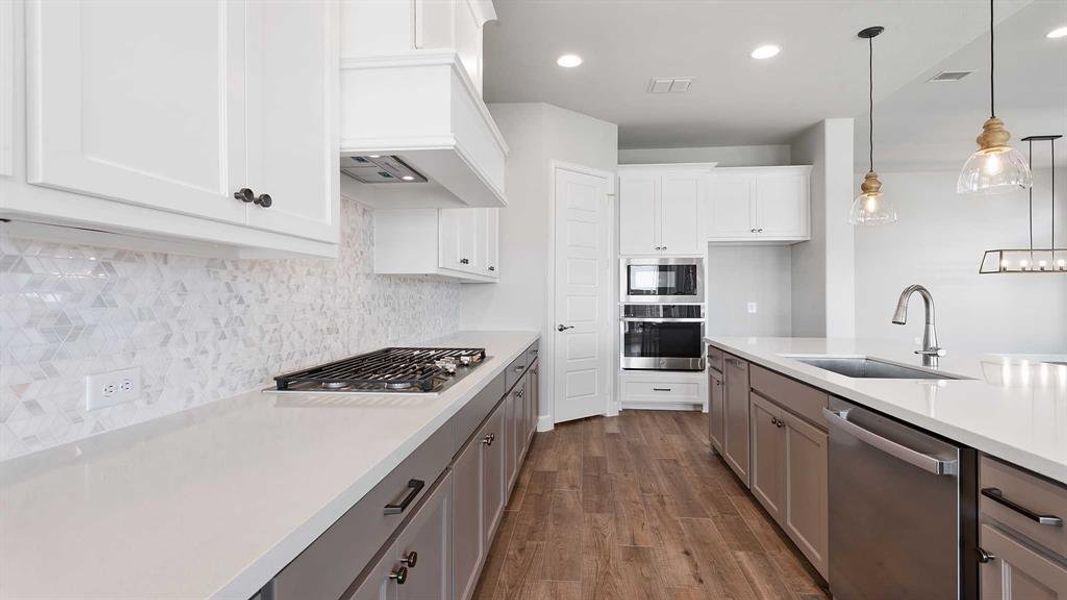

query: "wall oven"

left=620, top=257, right=704, bottom=304
left=620, top=304, right=705, bottom=371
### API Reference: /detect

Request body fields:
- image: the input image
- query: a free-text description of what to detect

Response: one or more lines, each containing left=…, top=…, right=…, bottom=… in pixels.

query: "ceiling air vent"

left=928, top=70, right=974, bottom=82
left=648, top=77, right=695, bottom=94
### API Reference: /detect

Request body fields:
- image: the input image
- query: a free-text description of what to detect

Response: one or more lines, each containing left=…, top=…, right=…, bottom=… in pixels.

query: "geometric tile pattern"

left=0, top=199, right=461, bottom=460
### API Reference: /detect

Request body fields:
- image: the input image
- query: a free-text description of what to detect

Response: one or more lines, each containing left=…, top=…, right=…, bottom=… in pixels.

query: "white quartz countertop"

left=706, top=336, right=1067, bottom=484
left=0, top=330, right=538, bottom=599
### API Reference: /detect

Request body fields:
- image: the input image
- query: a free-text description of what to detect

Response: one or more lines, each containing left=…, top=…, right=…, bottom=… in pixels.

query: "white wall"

left=706, top=245, right=792, bottom=336
left=855, top=168, right=1067, bottom=354
left=460, top=103, right=618, bottom=424
left=789, top=118, right=856, bottom=337
left=619, top=144, right=790, bottom=167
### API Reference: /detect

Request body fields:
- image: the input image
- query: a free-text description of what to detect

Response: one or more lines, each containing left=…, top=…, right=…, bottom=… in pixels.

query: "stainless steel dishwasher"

left=824, top=397, right=977, bottom=599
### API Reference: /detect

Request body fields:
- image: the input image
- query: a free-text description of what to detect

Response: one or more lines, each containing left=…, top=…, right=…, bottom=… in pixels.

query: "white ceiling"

left=483, top=0, right=1032, bottom=149
left=855, top=0, right=1067, bottom=171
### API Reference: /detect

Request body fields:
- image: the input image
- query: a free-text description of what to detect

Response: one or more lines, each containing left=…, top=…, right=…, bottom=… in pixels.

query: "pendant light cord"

left=1028, top=139, right=1033, bottom=253
left=990, top=0, right=996, bottom=118
left=868, top=36, right=874, bottom=173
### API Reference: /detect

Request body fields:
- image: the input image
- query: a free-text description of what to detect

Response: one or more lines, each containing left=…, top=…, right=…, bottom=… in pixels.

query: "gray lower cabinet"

left=526, top=361, right=539, bottom=449
left=708, top=368, right=724, bottom=453
left=482, top=403, right=506, bottom=545
left=505, top=384, right=522, bottom=492
left=722, top=354, right=750, bottom=484
left=781, top=410, right=828, bottom=578
left=452, top=420, right=485, bottom=600
left=979, top=455, right=1067, bottom=599
left=348, top=471, right=453, bottom=600
left=453, top=400, right=507, bottom=600
left=749, top=392, right=785, bottom=522
left=980, top=524, right=1067, bottom=599
left=747, top=381, right=829, bottom=578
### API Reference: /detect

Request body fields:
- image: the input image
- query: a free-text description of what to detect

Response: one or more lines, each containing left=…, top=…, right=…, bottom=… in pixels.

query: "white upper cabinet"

left=374, top=207, right=500, bottom=283
left=618, top=173, right=658, bottom=255
left=25, top=0, right=248, bottom=225
left=618, top=165, right=710, bottom=256
left=705, top=166, right=811, bottom=243
left=242, top=0, right=339, bottom=242
left=2, top=0, right=340, bottom=256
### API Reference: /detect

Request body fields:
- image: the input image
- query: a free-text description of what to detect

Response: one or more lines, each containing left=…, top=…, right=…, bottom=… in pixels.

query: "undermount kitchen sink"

left=785, top=356, right=970, bottom=380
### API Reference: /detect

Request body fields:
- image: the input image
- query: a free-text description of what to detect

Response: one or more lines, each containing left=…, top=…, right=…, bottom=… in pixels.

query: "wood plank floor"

left=473, top=410, right=830, bottom=600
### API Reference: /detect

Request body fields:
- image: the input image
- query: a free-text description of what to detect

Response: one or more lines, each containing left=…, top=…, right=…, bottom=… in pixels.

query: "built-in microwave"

left=620, top=257, right=704, bottom=304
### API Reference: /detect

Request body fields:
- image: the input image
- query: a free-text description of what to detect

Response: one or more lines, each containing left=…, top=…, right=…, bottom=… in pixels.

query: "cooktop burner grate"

left=273, top=347, right=486, bottom=393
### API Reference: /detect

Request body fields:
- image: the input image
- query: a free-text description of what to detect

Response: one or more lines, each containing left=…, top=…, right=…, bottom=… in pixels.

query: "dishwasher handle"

left=823, top=408, right=958, bottom=476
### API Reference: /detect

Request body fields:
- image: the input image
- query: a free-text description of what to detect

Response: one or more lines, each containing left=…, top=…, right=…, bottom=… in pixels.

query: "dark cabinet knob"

left=977, top=547, right=996, bottom=563
left=482, top=433, right=495, bottom=446
left=401, top=551, right=418, bottom=568
left=389, top=566, right=408, bottom=584
left=254, top=193, right=272, bottom=208
left=488, top=266, right=496, bottom=271
left=460, top=258, right=470, bottom=265
left=234, top=188, right=255, bottom=203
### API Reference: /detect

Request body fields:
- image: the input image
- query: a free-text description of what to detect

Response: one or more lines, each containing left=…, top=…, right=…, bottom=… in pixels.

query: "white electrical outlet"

left=747, top=302, right=758, bottom=314
left=86, top=367, right=142, bottom=410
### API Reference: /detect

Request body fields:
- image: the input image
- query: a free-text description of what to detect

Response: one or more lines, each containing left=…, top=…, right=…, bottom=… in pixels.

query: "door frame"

left=543, top=160, right=617, bottom=429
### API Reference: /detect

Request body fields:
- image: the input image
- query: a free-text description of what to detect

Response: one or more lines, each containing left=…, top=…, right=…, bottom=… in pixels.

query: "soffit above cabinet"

left=339, top=51, right=509, bottom=210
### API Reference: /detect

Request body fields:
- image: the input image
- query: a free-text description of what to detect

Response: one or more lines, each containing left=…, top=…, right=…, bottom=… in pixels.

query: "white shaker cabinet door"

left=706, top=173, right=757, bottom=239
left=25, top=0, right=247, bottom=224
left=658, top=172, right=702, bottom=255
left=755, top=170, right=809, bottom=238
left=618, top=173, right=658, bottom=255
left=243, top=0, right=339, bottom=243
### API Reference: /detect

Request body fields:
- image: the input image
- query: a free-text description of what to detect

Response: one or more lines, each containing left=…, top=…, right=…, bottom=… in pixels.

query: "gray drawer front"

left=452, top=372, right=506, bottom=456
left=525, top=341, right=540, bottom=369
left=505, top=351, right=531, bottom=393
left=271, top=422, right=454, bottom=600
left=707, top=345, right=725, bottom=374
left=980, top=455, right=1067, bottom=557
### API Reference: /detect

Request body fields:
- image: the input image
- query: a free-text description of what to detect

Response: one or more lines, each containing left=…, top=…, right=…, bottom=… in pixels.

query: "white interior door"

left=553, top=166, right=612, bottom=423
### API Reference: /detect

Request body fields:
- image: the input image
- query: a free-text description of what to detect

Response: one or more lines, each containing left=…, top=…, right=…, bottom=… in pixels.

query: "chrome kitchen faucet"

left=892, top=284, right=945, bottom=367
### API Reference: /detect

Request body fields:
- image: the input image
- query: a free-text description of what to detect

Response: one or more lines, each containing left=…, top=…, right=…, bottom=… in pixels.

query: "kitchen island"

left=0, top=331, right=538, bottom=599
left=706, top=336, right=1067, bottom=483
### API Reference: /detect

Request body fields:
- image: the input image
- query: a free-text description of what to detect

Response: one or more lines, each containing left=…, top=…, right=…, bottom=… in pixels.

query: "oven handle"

left=822, top=408, right=958, bottom=476
left=618, top=316, right=708, bottom=320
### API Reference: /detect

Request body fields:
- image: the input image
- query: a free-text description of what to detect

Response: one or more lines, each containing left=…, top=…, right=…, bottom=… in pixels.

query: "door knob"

left=557, top=324, right=574, bottom=332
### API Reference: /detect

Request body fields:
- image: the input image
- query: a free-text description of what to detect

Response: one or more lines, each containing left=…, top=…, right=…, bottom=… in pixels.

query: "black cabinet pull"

left=652, top=387, right=671, bottom=392
left=234, top=188, right=255, bottom=203
left=254, top=193, right=272, bottom=208
left=389, top=566, right=408, bottom=584
left=384, top=479, right=425, bottom=515
left=400, top=551, right=418, bottom=568
left=459, top=258, right=470, bottom=265
left=488, top=266, right=496, bottom=271
left=981, top=487, right=1063, bottom=526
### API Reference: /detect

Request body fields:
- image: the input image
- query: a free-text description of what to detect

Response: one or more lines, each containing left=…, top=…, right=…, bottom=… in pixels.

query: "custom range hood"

left=339, top=50, right=509, bottom=209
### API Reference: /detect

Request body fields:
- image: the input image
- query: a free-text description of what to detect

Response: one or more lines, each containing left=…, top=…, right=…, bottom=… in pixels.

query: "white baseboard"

left=536, top=415, right=554, bottom=432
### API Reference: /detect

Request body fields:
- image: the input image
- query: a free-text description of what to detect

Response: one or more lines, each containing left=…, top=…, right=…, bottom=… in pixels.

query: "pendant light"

left=850, top=26, right=897, bottom=225
left=979, top=135, right=1066, bottom=273
left=957, top=0, right=1033, bottom=194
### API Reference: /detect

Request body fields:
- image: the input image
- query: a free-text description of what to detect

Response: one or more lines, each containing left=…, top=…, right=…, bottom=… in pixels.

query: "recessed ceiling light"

left=750, top=44, right=781, bottom=60
left=1048, top=26, right=1067, bottom=39
left=556, top=54, right=583, bottom=68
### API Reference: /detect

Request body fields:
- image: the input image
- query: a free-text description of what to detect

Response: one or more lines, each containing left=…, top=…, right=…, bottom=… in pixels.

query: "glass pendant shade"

left=957, top=119, right=1033, bottom=193
left=849, top=171, right=897, bottom=225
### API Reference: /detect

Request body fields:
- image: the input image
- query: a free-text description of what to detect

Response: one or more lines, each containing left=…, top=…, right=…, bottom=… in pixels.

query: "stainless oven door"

left=621, top=258, right=703, bottom=304
left=620, top=318, right=705, bottom=371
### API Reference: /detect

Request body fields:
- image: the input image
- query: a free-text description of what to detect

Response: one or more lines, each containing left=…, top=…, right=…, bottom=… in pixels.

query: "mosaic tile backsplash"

left=0, top=199, right=461, bottom=460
